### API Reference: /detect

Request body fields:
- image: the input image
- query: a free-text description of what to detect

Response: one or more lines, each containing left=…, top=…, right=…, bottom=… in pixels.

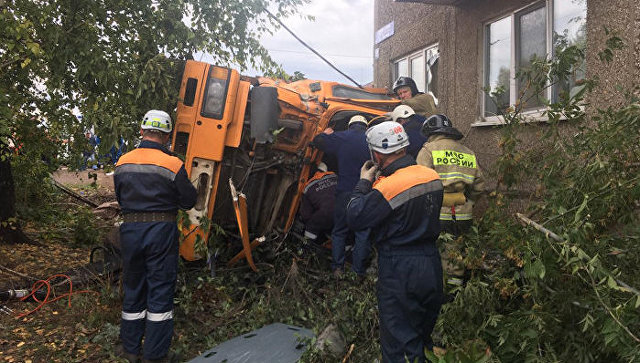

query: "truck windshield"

left=331, top=85, right=392, bottom=100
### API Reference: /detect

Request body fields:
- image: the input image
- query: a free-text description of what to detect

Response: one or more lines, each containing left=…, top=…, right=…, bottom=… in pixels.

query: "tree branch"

left=588, top=273, right=640, bottom=343
left=517, top=213, right=640, bottom=343
left=517, top=213, right=640, bottom=298
left=0, top=264, right=38, bottom=281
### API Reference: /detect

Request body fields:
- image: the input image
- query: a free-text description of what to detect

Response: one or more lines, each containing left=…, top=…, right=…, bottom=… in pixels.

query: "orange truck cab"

left=172, top=60, right=399, bottom=263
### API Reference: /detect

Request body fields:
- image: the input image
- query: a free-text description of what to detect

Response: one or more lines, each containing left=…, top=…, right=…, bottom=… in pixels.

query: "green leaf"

left=26, top=41, right=41, bottom=55
left=524, top=259, right=546, bottom=279
left=521, top=328, right=537, bottom=339
left=574, top=194, right=589, bottom=224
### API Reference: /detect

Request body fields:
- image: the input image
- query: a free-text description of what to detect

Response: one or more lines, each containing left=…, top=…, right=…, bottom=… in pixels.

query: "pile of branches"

left=173, top=249, right=381, bottom=362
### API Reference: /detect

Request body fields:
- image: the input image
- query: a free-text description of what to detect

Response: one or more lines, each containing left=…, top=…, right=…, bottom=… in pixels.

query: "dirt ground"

left=52, top=167, right=116, bottom=194
left=0, top=168, right=383, bottom=362
left=0, top=168, right=123, bottom=362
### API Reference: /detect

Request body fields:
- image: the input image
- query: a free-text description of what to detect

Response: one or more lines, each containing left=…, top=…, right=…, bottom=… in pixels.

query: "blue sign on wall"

left=375, top=21, right=394, bottom=44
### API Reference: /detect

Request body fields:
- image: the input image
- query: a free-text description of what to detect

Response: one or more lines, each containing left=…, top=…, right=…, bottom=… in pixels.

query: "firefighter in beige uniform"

left=416, top=114, right=485, bottom=288
left=392, top=76, right=437, bottom=118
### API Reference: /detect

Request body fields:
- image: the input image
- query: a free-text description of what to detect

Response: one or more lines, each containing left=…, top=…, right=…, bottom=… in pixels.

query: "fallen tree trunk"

left=52, top=179, right=99, bottom=208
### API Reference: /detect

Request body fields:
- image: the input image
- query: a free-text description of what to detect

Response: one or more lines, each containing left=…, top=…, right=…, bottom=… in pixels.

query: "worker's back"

left=417, top=135, right=484, bottom=222
left=115, top=140, right=195, bottom=214
left=299, top=171, right=338, bottom=236
left=313, top=124, right=370, bottom=194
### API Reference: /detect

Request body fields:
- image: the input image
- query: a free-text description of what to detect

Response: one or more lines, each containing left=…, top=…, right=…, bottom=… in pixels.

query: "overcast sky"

left=198, top=0, right=374, bottom=86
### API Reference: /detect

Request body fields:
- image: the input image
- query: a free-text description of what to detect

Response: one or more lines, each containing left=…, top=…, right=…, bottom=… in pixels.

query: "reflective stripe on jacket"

left=115, top=140, right=197, bottom=213
left=346, top=155, right=443, bottom=248
left=416, top=135, right=485, bottom=221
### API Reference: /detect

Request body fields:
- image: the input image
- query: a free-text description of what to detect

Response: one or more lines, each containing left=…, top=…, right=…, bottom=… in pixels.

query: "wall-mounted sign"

left=374, top=48, right=380, bottom=60
left=375, top=21, right=394, bottom=44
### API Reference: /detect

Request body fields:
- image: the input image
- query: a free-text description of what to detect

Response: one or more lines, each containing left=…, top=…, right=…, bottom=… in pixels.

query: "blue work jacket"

left=403, top=114, right=428, bottom=158
left=313, top=124, right=370, bottom=194
left=114, top=140, right=197, bottom=213
left=346, top=155, right=443, bottom=248
left=299, top=171, right=338, bottom=233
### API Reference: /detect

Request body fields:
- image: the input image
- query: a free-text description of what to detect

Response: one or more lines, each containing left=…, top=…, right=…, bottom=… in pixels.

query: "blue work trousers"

left=377, top=244, right=443, bottom=363
left=120, top=221, right=179, bottom=360
left=331, top=191, right=370, bottom=274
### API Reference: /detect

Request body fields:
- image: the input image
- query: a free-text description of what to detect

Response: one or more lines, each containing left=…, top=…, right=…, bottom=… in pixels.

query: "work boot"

left=115, top=344, right=140, bottom=363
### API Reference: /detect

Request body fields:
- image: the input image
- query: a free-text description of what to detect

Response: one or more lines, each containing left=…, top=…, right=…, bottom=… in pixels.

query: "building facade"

left=374, top=0, right=639, bottom=181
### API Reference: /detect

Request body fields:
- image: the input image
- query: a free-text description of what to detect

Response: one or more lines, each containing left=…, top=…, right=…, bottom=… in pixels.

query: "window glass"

left=410, top=55, right=425, bottom=93
left=202, top=78, right=226, bottom=118
left=331, top=86, right=392, bottom=100
left=485, top=16, right=511, bottom=117
left=518, top=6, right=547, bottom=110
left=201, top=67, right=229, bottom=119
left=554, top=0, right=586, bottom=47
left=482, top=1, right=587, bottom=119
left=397, top=59, right=408, bottom=78
left=426, top=47, right=439, bottom=101
left=183, top=78, right=197, bottom=107
left=395, top=45, right=439, bottom=99
left=554, top=0, right=587, bottom=100
left=173, top=132, right=189, bottom=159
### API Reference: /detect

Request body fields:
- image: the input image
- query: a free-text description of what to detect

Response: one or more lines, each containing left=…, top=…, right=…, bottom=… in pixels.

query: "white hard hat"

left=348, top=115, right=367, bottom=127
left=141, top=110, right=172, bottom=133
left=366, top=121, right=409, bottom=154
left=391, top=105, right=415, bottom=122
left=317, top=162, right=328, bottom=172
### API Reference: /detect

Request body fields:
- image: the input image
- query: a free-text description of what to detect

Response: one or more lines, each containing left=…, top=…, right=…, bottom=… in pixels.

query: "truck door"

left=173, top=60, right=249, bottom=260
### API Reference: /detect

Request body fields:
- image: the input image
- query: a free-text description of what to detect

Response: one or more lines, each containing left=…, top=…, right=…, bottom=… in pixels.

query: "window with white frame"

left=483, top=0, right=587, bottom=119
left=393, top=44, right=439, bottom=103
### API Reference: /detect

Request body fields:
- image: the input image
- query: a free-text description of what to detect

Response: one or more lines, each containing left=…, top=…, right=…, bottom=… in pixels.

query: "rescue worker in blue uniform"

left=346, top=121, right=444, bottom=363
left=312, top=115, right=371, bottom=276
left=391, top=105, right=427, bottom=158
left=114, top=110, right=197, bottom=363
left=298, top=162, right=337, bottom=243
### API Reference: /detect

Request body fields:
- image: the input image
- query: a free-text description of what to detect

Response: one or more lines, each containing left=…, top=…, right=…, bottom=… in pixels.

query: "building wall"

left=585, top=0, right=640, bottom=108
left=374, top=0, right=639, bottom=189
left=373, top=1, right=454, bottom=114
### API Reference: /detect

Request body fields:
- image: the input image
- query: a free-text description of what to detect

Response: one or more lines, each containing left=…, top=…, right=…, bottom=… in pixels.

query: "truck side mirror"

left=250, top=87, right=279, bottom=143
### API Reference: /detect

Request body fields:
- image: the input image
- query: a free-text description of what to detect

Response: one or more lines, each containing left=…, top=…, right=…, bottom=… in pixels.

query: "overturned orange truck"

left=172, top=60, right=399, bottom=267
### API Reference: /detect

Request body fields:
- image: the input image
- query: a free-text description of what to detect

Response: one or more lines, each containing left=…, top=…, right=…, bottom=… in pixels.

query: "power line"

left=263, top=8, right=364, bottom=89
left=266, top=48, right=372, bottom=59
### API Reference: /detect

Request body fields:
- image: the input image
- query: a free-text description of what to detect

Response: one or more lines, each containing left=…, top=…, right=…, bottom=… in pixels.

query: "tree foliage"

left=0, top=0, right=308, bottom=239
left=436, top=32, right=640, bottom=361
left=2, top=0, right=308, bottom=149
